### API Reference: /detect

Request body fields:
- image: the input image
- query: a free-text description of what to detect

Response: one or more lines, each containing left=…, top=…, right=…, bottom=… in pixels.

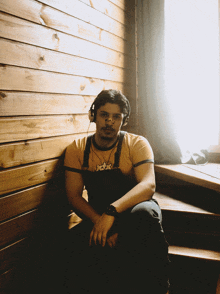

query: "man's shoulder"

left=124, top=132, right=149, bottom=145
left=123, top=132, right=154, bottom=161
left=66, top=135, right=88, bottom=153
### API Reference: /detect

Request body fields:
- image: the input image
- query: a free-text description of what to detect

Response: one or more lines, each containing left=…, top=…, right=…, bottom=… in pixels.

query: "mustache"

left=102, top=127, right=114, bottom=131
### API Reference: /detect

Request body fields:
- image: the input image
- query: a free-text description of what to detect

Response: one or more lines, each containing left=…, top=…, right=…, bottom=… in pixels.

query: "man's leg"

left=115, top=199, right=170, bottom=294
left=63, top=221, right=114, bottom=294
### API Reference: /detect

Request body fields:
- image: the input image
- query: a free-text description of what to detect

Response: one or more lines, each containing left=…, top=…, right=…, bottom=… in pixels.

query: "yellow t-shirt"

left=64, top=132, right=154, bottom=179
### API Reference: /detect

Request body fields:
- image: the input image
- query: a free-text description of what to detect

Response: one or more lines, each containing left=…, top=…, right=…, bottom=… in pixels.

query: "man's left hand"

left=107, top=232, right=119, bottom=248
left=89, top=213, right=115, bottom=247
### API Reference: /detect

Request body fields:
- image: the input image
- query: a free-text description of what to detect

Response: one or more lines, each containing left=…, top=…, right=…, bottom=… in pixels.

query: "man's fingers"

left=101, top=233, right=107, bottom=247
left=93, top=231, right=99, bottom=245
left=97, top=232, right=102, bottom=246
left=89, top=230, right=94, bottom=246
left=107, top=233, right=118, bottom=248
left=90, top=230, right=98, bottom=246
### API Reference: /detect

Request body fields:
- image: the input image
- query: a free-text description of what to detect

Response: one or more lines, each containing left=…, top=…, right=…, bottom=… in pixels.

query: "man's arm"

left=111, top=162, right=155, bottom=213
left=65, top=170, right=100, bottom=224
left=90, top=162, right=155, bottom=247
left=65, top=170, right=116, bottom=247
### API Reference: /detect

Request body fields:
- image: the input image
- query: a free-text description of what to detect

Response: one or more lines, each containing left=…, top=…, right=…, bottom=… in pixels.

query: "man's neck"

left=94, top=133, right=119, bottom=150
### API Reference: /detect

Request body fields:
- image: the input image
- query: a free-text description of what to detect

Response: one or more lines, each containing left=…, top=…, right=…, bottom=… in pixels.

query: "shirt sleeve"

left=64, top=140, right=83, bottom=173
left=130, top=136, right=154, bottom=167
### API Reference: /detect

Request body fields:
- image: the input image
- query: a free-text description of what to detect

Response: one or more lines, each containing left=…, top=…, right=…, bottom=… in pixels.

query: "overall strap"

left=83, top=131, right=126, bottom=168
left=113, top=131, right=126, bottom=168
left=82, top=135, right=93, bottom=168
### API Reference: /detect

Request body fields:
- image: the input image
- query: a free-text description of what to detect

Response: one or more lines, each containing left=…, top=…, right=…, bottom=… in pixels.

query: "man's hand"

left=107, top=232, right=119, bottom=248
left=89, top=213, right=115, bottom=247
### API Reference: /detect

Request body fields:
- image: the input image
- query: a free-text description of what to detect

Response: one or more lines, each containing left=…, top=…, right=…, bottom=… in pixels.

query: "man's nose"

left=105, top=116, right=115, bottom=124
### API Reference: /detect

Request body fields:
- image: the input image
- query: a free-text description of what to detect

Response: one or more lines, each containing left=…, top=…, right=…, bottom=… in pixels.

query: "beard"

left=100, top=127, right=116, bottom=141
left=100, top=135, right=114, bottom=141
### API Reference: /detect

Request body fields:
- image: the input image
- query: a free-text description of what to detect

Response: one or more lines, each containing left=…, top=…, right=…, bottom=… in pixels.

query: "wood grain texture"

left=0, top=267, right=15, bottom=291
left=37, top=0, right=128, bottom=39
left=109, top=0, right=125, bottom=11
left=0, top=114, right=95, bottom=143
left=0, top=39, right=125, bottom=82
left=169, top=245, right=220, bottom=261
left=0, top=210, right=38, bottom=248
left=0, top=65, right=124, bottom=94
left=154, top=192, right=218, bottom=216
left=0, top=92, right=94, bottom=116
left=79, top=0, right=125, bottom=24
left=0, top=238, right=27, bottom=272
left=0, top=13, right=127, bottom=68
left=0, top=184, right=54, bottom=222
left=0, top=0, right=132, bottom=53
left=0, top=133, right=89, bottom=168
left=0, top=159, right=61, bottom=196
left=155, top=164, right=220, bottom=193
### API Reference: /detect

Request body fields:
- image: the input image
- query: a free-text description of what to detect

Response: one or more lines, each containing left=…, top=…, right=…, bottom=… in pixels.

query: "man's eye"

left=113, top=115, right=121, bottom=120
left=101, top=113, right=108, bottom=118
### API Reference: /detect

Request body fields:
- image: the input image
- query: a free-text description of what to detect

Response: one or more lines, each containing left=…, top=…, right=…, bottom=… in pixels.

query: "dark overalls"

left=64, top=132, right=170, bottom=294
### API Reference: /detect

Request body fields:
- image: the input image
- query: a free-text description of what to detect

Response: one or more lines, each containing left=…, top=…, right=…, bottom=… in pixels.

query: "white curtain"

left=137, top=0, right=219, bottom=164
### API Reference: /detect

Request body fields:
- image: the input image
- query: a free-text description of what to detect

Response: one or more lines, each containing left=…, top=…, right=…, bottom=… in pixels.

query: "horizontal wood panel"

left=0, top=210, right=38, bottom=248
left=0, top=159, right=61, bottom=196
left=79, top=0, right=125, bottom=24
left=0, top=92, right=94, bottom=116
left=0, top=238, right=27, bottom=273
left=0, top=184, right=53, bottom=222
left=109, top=0, right=125, bottom=11
left=0, top=115, right=95, bottom=143
left=0, top=13, right=128, bottom=69
left=37, top=0, right=128, bottom=39
left=0, top=192, right=68, bottom=249
left=0, top=133, right=89, bottom=168
left=0, top=65, right=124, bottom=94
left=0, top=0, right=131, bottom=54
left=0, top=39, right=125, bottom=82
left=0, top=268, right=15, bottom=292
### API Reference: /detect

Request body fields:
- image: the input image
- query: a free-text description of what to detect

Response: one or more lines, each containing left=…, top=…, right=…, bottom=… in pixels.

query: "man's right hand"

left=89, top=213, right=115, bottom=247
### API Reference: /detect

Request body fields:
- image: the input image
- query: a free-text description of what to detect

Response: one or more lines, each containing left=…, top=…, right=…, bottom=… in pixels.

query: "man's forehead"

left=98, top=103, right=122, bottom=113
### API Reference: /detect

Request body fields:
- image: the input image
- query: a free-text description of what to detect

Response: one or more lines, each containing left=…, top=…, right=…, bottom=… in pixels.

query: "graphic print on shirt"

left=96, top=162, right=112, bottom=171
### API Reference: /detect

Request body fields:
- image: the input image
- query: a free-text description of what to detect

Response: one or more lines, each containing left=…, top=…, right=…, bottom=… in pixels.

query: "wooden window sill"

left=155, top=163, right=220, bottom=193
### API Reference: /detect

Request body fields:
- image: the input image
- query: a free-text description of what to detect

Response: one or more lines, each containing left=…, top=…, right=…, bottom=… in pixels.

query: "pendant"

left=96, top=162, right=112, bottom=171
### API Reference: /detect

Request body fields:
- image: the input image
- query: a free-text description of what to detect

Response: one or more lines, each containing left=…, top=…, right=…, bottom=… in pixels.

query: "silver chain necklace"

left=91, top=144, right=116, bottom=171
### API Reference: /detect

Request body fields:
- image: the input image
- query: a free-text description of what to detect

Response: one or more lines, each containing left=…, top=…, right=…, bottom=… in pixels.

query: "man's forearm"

left=68, top=194, right=100, bottom=224
left=111, top=180, right=155, bottom=214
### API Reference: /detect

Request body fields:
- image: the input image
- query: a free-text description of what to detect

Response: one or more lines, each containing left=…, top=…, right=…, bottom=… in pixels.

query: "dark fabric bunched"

left=63, top=200, right=170, bottom=294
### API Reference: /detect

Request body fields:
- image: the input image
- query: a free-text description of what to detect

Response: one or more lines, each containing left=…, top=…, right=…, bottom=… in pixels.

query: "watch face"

left=106, top=205, right=118, bottom=216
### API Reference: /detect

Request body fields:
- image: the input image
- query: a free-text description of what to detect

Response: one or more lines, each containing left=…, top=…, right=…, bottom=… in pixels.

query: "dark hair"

left=90, top=89, right=130, bottom=124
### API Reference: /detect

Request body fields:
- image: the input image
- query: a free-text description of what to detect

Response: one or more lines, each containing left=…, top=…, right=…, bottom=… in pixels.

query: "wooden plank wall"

left=0, top=0, right=136, bottom=292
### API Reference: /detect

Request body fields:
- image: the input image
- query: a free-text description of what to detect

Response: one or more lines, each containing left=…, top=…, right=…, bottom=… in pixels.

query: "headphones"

left=88, top=96, right=131, bottom=127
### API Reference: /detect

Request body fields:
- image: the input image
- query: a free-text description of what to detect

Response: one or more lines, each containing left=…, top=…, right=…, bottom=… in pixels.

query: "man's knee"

left=130, top=199, right=162, bottom=225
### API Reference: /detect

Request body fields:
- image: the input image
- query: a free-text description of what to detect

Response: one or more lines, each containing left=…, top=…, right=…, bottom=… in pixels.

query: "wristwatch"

left=105, top=205, right=119, bottom=217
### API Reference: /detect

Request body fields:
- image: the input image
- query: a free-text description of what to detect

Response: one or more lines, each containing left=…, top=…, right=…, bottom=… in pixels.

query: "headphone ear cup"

left=88, top=110, right=94, bottom=122
left=122, top=117, right=129, bottom=126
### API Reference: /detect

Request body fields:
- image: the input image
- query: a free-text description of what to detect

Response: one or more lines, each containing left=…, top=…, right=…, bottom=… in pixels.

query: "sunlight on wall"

left=164, top=0, right=219, bottom=153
